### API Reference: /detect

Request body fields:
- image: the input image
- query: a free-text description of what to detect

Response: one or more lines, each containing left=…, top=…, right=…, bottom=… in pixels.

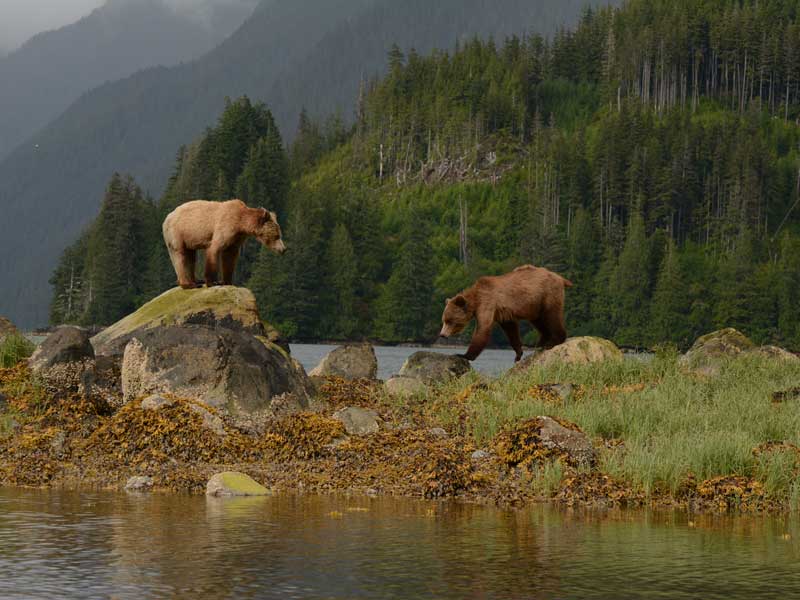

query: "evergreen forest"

left=50, top=0, right=800, bottom=351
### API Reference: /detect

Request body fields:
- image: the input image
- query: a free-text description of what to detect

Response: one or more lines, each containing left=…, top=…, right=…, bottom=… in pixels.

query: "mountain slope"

left=0, top=0, right=257, bottom=160
left=0, top=0, right=614, bottom=327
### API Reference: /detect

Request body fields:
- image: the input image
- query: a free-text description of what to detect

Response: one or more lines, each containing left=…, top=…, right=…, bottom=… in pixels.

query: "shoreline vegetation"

left=2, top=325, right=800, bottom=514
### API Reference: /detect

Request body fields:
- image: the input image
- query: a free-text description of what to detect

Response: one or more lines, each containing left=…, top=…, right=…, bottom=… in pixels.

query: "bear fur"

left=439, top=264, right=572, bottom=362
left=162, top=199, right=286, bottom=289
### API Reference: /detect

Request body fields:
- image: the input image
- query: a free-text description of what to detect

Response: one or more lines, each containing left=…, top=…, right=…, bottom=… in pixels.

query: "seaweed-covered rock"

left=28, top=326, right=94, bottom=372
left=91, top=286, right=286, bottom=357
left=125, top=475, right=154, bottom=492
left=493, top=416, right=596, bottom=468
left=515, top=337, right=622, bottom=370
left=0, top=317, right=21, bottom=343
left=398, top=351, right=471, bottom=384
left=309, top=344, right=378, bottom=380
left=384, top=376, right=426, bottom=397
left=206, top=472, right=271, bottom=497
left=332, top=406, right=382, bottom=435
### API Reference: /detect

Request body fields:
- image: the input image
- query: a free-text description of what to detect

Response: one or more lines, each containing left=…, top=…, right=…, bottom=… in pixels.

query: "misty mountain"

left=0, top=0, right=257, bottom=160
left=0, top=0, right=615, bottom=328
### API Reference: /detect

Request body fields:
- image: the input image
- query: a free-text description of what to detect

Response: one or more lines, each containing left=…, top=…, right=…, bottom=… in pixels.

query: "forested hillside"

left=0, top=0, right=257, bottom=161
left=50, top=0, right=800, bottom=351
left=0, top=0, right=613, bottom=328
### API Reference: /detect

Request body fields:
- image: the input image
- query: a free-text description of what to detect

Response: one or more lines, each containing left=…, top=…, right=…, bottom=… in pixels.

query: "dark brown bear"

left=439, top=265, right=572, bottom=362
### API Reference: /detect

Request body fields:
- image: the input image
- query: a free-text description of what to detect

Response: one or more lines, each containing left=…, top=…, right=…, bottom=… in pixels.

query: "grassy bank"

left=1, top=351, right=800, bottom=512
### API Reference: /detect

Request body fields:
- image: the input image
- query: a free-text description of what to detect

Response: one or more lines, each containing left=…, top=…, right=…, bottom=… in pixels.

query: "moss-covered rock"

left=516, top=337, right=623, bottom=369
left=679, top=328, right=756, bottom=376
left=91, top=286, right=285, bottom=357
left=206, top=471, right=271, bottom=497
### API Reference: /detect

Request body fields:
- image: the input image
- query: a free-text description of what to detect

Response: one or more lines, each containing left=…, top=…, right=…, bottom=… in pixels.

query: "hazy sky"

left=0, top=0, right=105, bottom=51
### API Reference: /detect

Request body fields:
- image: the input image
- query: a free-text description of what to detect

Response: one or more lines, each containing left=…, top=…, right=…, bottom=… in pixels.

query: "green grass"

left=428, top=352, right=800, bottom=500
left=0, top=334, right=34, bottom=368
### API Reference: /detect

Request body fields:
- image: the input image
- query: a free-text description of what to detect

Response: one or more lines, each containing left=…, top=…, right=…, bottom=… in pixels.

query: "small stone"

left=332, top=406, right=382, bottom=436
left=125, top=475, right=154, bottom=491
left=188, top=403, right=227, bottom=437
left=206, top=472, right=271, bottom=497
left=140, top=394, right=175, bottom=411
left=537, top=416, right=596, bottom=468
left=471, top=449, right=490, bottom=461
left=49, top=430, right=66, bottom=456
left=384, top=376, right=426, bottom=397
left=428, top=427, right=448, bottom=438
left=399, top=351, right=472, bottom=384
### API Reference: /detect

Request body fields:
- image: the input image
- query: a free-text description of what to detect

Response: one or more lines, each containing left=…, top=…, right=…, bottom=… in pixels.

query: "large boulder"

left=206, top=472, right=271, bottom=497
left=98, top=286, right=310, bottom=418
left=749, top=345, right=800, bottom=363
left=679, top=328, right=755, bottom=375
left=91, top=286, right=286, bottom=357
left=28, top=326, right=94, bottom=372
left=515, top=337, right=623, bottom=370
left=398, top=351, right=471, bottom=384
left=309, top=344, right=378, bottom=380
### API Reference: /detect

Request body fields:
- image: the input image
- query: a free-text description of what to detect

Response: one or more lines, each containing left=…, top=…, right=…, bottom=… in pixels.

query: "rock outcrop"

left=397, top=351, right=471, bottom=385
left=309, top=344, right=378, bottom=380
left=515, top=337, right=623, bottom=370
left=93, top=286, right=310, bottom=418
left=678, top=328, right=797, bottom=376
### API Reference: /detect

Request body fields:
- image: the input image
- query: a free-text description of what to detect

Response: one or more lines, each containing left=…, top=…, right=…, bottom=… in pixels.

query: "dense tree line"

left=51, top=0, right=800, bottom=350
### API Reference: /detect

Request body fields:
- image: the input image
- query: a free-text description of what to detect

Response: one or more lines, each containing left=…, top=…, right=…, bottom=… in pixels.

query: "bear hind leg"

left=500, top=321, right=524, bottom=362
left=535, top=311, right=567, bottom=349
left=220, top=246, right=239, bottom=286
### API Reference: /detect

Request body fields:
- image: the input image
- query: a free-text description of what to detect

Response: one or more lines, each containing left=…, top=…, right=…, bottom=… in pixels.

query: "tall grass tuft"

left=0, top=334, right=34, bottom=368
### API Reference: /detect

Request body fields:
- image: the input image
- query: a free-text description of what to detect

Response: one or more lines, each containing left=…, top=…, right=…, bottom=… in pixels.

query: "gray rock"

left=384, top=376, right=427, bottom=397
left=332, top=406, right=382, bottom=436
left=537, top=416, right=596, bottom=468
left=515, top=337, right=623, bottom=370
left=125, top=476, right=154, bottom=491
left=120, top=324, right=311, bottom=419
left=206, top=472, right=271, bottom=497
left=398, top=351, right=471, bottom=385
left=28, top=326, right=94, bottom=372
left=49, top=430, right=67, bottom=457
left=140, top=394, right=175, bottom=411
left=309, top=344, right=377, bottom=380
left=471, top=449, right=490, bottom=461
left=428, top=427, right=448, bottom=438
left=749, top=345, right=800, bottom=362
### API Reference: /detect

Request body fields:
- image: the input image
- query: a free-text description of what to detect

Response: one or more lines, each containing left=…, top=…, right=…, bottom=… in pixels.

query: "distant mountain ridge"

left=0, top=0, right=616, bottom=328
left=0, top=0, right=257, bottom=160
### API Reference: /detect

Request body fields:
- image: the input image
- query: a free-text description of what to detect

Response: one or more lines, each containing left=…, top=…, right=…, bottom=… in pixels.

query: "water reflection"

left=0, top=489, right=798, bottom=599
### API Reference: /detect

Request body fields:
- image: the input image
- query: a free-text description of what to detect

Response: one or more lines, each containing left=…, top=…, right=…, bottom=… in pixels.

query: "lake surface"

left=1, top=488, right=798, bottom=599
left=290, top=343, right=516, bottom=379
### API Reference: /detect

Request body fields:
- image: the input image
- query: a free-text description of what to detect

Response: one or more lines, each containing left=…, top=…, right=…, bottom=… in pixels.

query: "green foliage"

left=0, top=335, right=34, bottom=368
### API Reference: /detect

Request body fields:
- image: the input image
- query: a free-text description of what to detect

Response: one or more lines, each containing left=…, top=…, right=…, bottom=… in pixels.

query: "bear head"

left=439, top=294, right=474, bottom=338
left=254, top=209, right=286, bottom=254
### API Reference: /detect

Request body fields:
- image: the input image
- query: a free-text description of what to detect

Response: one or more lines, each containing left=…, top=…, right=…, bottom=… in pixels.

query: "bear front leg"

left=220, top=246, right=239, bottom=286
left=204, top=246, right=221, bottom=286
left=500, top=321, right=523, bottom=362
left=173, top=249, right=199, bottom=289
left=459, top=324, right=492, bottom=361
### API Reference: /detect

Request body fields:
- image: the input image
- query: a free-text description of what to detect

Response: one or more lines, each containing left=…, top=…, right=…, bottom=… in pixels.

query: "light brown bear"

left=162, top=199, right=286, bottom=289
left=439, top=265, right=572, bottom=362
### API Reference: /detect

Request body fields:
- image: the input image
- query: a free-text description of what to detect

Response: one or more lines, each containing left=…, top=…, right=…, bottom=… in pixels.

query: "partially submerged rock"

left=28, top=326, right=94, bottom=372
left=206, top=471, right=271, bottom=497
left=309, top=344, right=378, bottom=380
left=125, top=475, right=154, bottom=492
left=332, top=406, right=382, bottom=435
left=384, top=375, right=426, bottom=397
left=398, top=351, right=471, bottom=384
left=515, top=337, right=623, bottom=370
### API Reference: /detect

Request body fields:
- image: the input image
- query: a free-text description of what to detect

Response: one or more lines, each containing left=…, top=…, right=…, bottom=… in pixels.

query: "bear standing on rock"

left=439, top=265, right=572, bottom=362
left=163, top=199, right=286, bottom=289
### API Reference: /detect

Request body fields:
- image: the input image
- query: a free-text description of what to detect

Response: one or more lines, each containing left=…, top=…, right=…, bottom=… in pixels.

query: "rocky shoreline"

left=2, top=287, right=800, bottom=514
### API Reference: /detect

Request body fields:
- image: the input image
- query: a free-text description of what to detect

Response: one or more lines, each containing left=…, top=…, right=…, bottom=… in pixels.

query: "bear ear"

left=258, top=208, right=270, bottom=223
left=445, top=297, right=451, bottom=306
left=269, top=210, right=277, bottom=223
left=453, top=295, right=467, bottom=308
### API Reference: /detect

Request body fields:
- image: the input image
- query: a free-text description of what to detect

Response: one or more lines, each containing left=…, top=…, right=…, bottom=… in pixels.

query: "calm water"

left=1, top=488, right=798, bottom=599
left=290, top=344, right=517, bottom=379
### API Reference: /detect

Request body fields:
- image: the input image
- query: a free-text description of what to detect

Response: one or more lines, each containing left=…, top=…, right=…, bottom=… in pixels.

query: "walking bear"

left=439, top=265, right=572, bottom=361
left=162, top=199, right=286, bottom=289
